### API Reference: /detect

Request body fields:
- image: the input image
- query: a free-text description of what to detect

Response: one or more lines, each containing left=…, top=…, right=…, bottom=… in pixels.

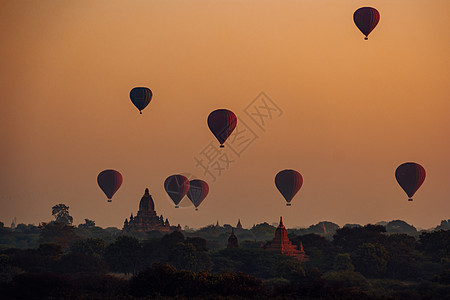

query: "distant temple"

left=123, top=188, right=180, bottom=232
left=266, top=217, right=309, bottom=262
left=227, top=228, right=239, bottom=248
left=236, top=219, right=243, bottom=229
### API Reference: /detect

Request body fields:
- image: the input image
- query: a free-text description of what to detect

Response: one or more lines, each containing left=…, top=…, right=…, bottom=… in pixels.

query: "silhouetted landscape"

left=1, top=204, right=449, bottom=299
left=2, top=1, right=450, bottom=299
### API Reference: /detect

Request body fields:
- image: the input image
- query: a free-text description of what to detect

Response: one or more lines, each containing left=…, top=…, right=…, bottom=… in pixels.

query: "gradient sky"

left=1, top=0, right=449, bottom=230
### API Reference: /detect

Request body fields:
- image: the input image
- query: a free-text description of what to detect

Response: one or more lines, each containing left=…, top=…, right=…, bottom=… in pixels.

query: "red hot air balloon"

left=395, top=162, right=426, bottom=201
left=207, top=109, right=237, bottom=148
left=164, top=175, right=190, bottom=208
left=353, top=7, right=380, bottom=40
left=187, top=179, right=209, bottom=211
left=97, top=169, right=123, bottom=202
left=275, top=169, right=303, bottom=206
left=130, top=87, right=153, bottom=114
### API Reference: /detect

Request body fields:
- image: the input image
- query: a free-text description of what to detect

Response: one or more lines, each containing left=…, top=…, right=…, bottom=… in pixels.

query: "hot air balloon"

left=130, top=87, right=153, bottom=114
left=207, top=109, right=237, bottom=148
left=395, top=162, right=426, bottom=201
left=353, top=7, right=380, bottom=40
left=187, top=179, right=209, bottom=211
left=275, top=169, right=303, bottom=206
left=97, top=169, right=123, bottom=202
left=164, top=175, right=190, bottom=208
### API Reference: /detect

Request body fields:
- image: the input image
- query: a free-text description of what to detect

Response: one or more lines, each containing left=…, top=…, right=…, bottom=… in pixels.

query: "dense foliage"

left=0, top=218, right=449, bottom=299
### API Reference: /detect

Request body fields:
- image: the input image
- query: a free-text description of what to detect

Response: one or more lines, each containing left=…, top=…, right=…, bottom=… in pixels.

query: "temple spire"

left=280, top=216, right=283, bottom=226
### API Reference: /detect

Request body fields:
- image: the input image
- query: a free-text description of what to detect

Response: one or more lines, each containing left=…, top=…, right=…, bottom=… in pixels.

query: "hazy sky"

left=1, top=0, right=449, bottom=230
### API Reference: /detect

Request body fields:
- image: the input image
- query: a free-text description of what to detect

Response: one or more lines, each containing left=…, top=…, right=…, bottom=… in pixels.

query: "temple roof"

left=227, top=228, right=239, bottom=248
left=139, top=188, right=155, bottom=212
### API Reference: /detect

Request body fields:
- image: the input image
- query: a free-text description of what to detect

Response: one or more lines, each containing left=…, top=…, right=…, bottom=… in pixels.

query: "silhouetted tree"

left=38, top=243, right=63, bottom=258
left=352, top=242, right=388, bottom=277
left=129, top=263, right=268, bottom=298
left=104, top=235, right=141, bottom=275
left=435, top=219, right=450, bottom=231
left=322, top=270, right=370, bottom=290
left=250, top=222, right=276, bottom=241
left=333, top=253, right=354, bottom=271
left=384, top=234, right=418, bottom=279
left=290, top=233, right=337, bottom=272
left=14, top=223, right=39, bottom=234
left=56, top=252, right=108, bottom=275
left=418, top=230, right=450, bottom=262
left=39, top=222, right=78, bottom=250
left=78, top=219, right=95, bottom=228
left=51, top=204, right=73, bottom=225
left=168, top=242, right=198, bottom=271
left=386, top=220, right=418, bottom=236
left=161, top=230, right=185, bottom=247
left=333, top=224, right=386, bottom=252
left=70, top=238, right=106, bottom=258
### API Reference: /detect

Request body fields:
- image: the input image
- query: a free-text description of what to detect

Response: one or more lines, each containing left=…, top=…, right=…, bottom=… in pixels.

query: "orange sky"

left=1, top=0, right=449, bottom=230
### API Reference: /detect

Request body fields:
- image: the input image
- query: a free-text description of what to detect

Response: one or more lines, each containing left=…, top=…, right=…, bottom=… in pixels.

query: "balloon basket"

left=364, top=37, right=368, bottom=40
left=408, top=198, right=413, bottom=202
left=286, top=203, right=291, bottom=206
left=107, top=199, right=112, bottom=203
left=195, top=208, right=198, bottom=211
left=220, top=145, right=224, bottom=148
left=139, top=111, right=142, bottom=114
left=175, top=205, right=179, bottom=208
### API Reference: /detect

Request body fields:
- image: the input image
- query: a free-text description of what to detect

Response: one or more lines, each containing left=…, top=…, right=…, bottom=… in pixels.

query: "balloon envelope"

left=207, top=109, right=237, bottom=147
left=353, top=7, right=380, bottom=39
left=275, top=169, right=303, bottom=206
left=187, top=179, right=209, bottom=210
left=395, top=162, right=426, bottom=201
left=164, top=175, right=190, bottom=207
left=97, top=169, right=123, bottom=202
left=130, top=87, right=152, bottom=114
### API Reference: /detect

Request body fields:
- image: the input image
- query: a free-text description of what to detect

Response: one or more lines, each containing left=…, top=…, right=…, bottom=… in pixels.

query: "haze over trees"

left=0, top=204, right=449, bottom=298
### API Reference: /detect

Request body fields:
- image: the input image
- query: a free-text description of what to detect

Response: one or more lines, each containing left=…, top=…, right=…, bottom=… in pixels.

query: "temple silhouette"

left=227, top=227, right=239, bottom=248
left=266, top=217, right=309, bottom=261
left=123, top=188, right=180, bottom=232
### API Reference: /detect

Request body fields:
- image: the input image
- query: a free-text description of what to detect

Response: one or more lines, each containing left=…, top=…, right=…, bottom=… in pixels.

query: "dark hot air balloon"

left=207, top=109, right=237, bottom=148
left=353, top=7, right=380, bottom=40
left=395, top=162, right=426, bottom=201
left=275, top=169, right=303, bottom=206
left=97, top=169, right=123, bottom=202
left=130, top=87, right=152, bottom=114
left=187, top=179, right=209, bottom=211
left=164, top=175, right=190, bottom=208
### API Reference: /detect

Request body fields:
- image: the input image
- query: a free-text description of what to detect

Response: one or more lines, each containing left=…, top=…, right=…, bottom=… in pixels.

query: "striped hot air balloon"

left=395, top=162, right=426, bottom=201
left=130, top=87, right=153, bottom=114
left=187, top=179, right=209, bottom=211
left=207, top=109, right=237, bottom=148
left=97, top=169, right=123, bottom=202
left=275, top=169, right=303, bottom=206
left=353, top=7, right=380, bottom=40
left=164, top=175, right=190, bottom=208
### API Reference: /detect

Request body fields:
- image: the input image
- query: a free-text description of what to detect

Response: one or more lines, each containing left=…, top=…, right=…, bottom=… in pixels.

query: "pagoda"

left=266, top=217, right=308, bottom=262
left=227, top=228, right=239, bottom=248
left=236, top=219, right=243, bottom=229
left=123, top=188, right=178, bottom=232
